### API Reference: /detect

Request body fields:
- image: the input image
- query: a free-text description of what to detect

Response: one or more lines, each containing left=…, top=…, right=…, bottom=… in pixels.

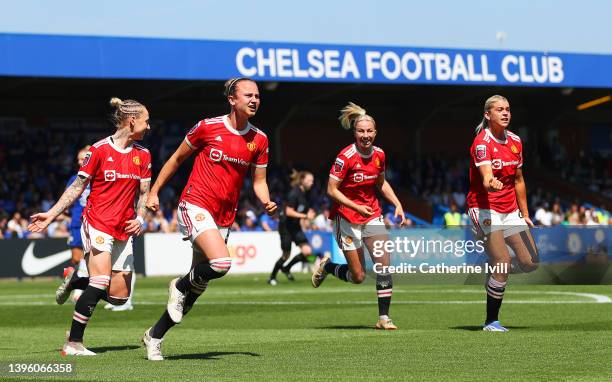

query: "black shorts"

left=279, top=227, right=308, bottom=252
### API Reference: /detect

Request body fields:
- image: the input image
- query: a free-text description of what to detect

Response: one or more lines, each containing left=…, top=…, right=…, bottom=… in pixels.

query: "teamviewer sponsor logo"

left=223, top=154, right=250, bottom=167
left=104, top=170, right=116, bottom=181
left=210, top=148, right=223, bottom=162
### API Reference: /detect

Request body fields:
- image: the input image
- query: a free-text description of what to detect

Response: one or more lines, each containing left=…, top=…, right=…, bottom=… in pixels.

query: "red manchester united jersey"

left=467, top=129, right=523, bottom=213
left=329, top=144, right=385, bottom=224
left=78, top=137, right=152, bottom=241
left=179, top=115, right=268, bottom=227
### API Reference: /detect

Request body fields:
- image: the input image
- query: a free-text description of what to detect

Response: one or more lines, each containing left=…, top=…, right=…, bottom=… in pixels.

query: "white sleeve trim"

left=140, top=177, right=151, bottom=182
left=329, top=174, right=343, bottom=181
left=184, top=137, right=195, bottom=149
left=474, top=160, right=491, bottom=167
left=255, top=164, right=267, bottom=168
left=517, top=163, right=523, bottom=168
left=77, top=171, right=91, bottom=178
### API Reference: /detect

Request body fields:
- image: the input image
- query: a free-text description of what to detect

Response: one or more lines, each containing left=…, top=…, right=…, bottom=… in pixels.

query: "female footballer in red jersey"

left=28, top=98, right=152, bottom=355
left=467, top=95, right=539, bottom=332
left=311, top=102, right=406, bottom=330
left=142, top=78, right=277, bottom=361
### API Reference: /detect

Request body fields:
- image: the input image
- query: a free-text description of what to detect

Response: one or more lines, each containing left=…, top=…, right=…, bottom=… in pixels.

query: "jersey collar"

left=353, top=144, right=374, bottom=158
left=223, top=115, right=252, bottom=136
left=485, top=129, right=508, bottom=144
left=107, top=137, right=133, bottom=153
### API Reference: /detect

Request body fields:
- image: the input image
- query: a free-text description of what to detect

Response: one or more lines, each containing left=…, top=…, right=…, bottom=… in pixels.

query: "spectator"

left=550, top=203, right=564, bottom=225
left=534, top=202, right=552, bottom=226
left=241, top=210, right=262, bottom=232
left=444, top=201, right=462, bottom=227
left=6, top=211, right=25, bottom=238
left=259, top=212, right=279, bottom=231
left=566, top=204, right=580, bottom=225
left=311, top=207, right=332, bottom=232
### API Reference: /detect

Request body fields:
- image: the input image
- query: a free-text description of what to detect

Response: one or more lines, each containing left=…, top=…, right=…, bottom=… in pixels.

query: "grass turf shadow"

left=166, top=351, right=261, bottom=360
left=88, top=345, right=140, bottom=353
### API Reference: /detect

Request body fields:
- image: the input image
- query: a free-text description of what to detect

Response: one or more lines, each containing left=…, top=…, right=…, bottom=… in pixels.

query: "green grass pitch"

left=0, top=275, right=610, bottom=381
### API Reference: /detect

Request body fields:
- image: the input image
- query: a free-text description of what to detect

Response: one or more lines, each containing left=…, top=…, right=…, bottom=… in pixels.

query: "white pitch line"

left=0, top=299, right=608, bottom=306
left=0, top=290, right=609, bottom=304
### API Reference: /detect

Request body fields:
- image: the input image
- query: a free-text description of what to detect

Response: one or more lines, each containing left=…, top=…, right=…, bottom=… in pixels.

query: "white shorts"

left=81, top=218, right=134, bottom=272
left=332, top=215, right=387, bottom=251
left=177, top=201, right=230, bottom=248
left=468, top=208, right=528, bottom=238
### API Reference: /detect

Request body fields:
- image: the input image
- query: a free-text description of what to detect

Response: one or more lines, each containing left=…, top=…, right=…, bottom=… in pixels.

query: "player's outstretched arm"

left=327, top=177, right=373, bottom=217
left=514, top=168, right=533, bottom=227
left=376, top=175, right=406, bottom=225
left=146, top=141, right=193, bottom=211
left=28, top=175, right=89, bottom=232
left=252, top=167, right=277, bottom=215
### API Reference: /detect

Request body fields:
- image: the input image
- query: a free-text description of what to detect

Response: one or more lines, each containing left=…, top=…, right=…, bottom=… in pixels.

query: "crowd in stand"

left=0, top=127, right=610, bottom=239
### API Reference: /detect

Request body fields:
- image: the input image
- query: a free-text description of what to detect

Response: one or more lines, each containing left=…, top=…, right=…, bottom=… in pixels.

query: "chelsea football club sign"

left=2, top=33, right=612, bottom=88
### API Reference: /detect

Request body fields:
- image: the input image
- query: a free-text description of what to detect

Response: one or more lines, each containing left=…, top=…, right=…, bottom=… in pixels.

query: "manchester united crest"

left=195, top=213, right=206, bottom=221
left=95, top=236, right=105, bottom=244
left=246, top=142, right=257, bottom=152
left=133, top=156, right=141, bottom=165
left=375, top=157, right=381, bottom=168
left=510, top=145, right=519, bottom=154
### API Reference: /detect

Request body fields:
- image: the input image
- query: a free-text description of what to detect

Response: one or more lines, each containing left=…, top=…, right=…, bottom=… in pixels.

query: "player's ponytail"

left=290, top=169, right=313, bottom=188
left=109, top=97, right=145, bottom=127
left=339, top=102, right=376, bottom=130
left=475, top=95, right=508, bottom=135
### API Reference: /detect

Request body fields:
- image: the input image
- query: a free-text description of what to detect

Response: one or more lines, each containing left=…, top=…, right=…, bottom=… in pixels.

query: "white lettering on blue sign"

left=235, top=47, right=565, bottom=85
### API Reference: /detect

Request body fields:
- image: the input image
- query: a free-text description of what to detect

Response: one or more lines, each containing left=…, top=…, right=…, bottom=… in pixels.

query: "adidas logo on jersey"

left=215, top=136, right=223, bottom=141
left=107, top=157, right=114, bottom=162
left=356, top=163, right=362, bottom=168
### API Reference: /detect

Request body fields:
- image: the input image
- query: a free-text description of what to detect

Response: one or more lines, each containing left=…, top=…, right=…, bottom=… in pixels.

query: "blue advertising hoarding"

left=2, top=33, right=612, bottom=88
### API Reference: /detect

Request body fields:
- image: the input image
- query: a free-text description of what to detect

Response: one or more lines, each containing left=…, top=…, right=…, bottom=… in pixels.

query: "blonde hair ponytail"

left=338, top=102, right=375, bottom=130
left=109, top=97, right=145, bottom=127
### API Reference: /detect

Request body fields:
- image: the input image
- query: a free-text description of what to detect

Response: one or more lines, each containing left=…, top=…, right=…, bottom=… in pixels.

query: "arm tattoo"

left=48, top=175, right=88, bottom=218
left=137, top=181, right=151, bottom=218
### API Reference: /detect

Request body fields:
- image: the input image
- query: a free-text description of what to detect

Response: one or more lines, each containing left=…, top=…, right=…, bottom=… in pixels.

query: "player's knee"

left=518, top=259, right=539, bottom=273
left=209, top=257, right=232, bottom=276
left=302, top=246, right=312, bottom=256
left=107, top=295, right=129, bottom=306
left=351, top=271, right=366, bottom=284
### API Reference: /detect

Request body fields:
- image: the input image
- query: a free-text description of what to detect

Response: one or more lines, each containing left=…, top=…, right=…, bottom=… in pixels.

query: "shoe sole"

left=167, top=278, right=183, bottom=323
left=483, top=328, right=508, bottom=332
left=375, top=325, right=398, bottom=330
left=311, top=256, right=330, bottom=288
left=56, top=268, right=76, bottom=305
